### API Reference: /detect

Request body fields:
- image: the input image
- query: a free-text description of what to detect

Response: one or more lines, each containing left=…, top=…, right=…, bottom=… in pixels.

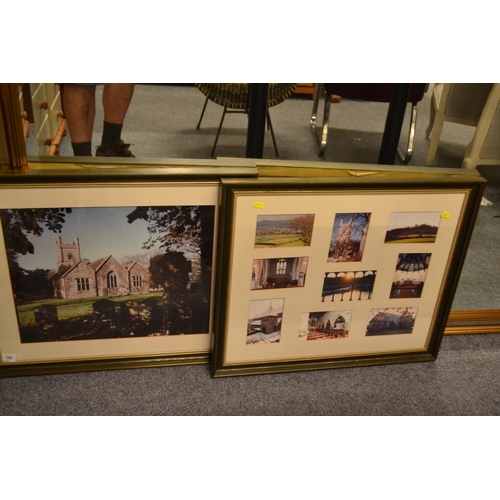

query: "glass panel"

left=16, top=83, right=500, bottom=310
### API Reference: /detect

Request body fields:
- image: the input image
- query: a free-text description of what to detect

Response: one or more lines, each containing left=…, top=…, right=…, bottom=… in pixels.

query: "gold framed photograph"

left=0, top=167, right=257, bottom=376
left=211, top=174, right=485, bottom=377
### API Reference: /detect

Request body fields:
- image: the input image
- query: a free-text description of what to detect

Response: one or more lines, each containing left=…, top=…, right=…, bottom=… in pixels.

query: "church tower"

left=337, top=217, right=353, bottom=246
left=55, top=235, right=81, bottom=270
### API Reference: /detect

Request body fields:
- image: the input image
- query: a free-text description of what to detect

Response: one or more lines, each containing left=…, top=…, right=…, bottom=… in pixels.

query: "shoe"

left=96, top=140, right=135, bottom=157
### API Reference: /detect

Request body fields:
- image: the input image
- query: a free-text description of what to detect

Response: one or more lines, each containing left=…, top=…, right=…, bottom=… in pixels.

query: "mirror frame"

left=1, top=83, right=498, bottom=335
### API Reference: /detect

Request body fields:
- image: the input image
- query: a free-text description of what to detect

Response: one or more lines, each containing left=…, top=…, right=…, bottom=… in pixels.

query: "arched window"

left=334, top=316, right=346, bottom=329
left=107, top=271, right=117, bottom=288
left=276, top=259, right=287, bottom=275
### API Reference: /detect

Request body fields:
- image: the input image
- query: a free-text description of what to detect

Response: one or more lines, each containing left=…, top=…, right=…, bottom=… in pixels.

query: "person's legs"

left=97, top=83, right=135, bottom=157
left=62, top=84, right=97, bottom=156
left=102, top=83, right=135, bottom=124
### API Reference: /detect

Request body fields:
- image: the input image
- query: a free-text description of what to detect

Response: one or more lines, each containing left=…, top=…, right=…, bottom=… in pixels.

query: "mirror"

left=5, top=83, right=500, bottom=320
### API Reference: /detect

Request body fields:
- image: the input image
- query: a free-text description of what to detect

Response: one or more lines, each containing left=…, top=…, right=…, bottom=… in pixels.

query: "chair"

left=310, top=83, right=428, bottom=163
left=462, top=83, right=500, bottom=170
left=425, top=83, right=494, bottom=166
left=195, top=83, right=297, bottom=157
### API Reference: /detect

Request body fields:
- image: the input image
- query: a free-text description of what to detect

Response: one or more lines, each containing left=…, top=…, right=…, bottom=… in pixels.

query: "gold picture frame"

left=0, top=166, right=257, bottom=377
left=212, top=174, right=485, bottom=377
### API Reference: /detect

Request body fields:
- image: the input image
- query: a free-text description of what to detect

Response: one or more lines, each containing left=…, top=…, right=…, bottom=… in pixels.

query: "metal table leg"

left=246, top=83, right=269, bottom=159
left=378, top=84, right=412, bottom=165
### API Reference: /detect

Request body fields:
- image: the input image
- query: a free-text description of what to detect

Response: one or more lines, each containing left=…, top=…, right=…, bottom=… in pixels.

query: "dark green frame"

left=0, top=165, right=258, bottom=377
left=212, top=173, right=486, bottom=378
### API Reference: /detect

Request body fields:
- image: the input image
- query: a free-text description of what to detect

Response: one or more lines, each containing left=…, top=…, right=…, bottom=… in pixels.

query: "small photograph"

left=251, top=257, right=308, bottom=290
left=322, top=270, right=376, bottom=302
left=255, top=214, right=315, bottom=248
left=299, top=310, right=352, bottom=341
left=366, top=307, right=417, bottom=336
left=390, top=253, right=431, bottom=299
left=328, top=213, right=371, bottom=263
left=247, top=299, right=283, bottom=344
left=384, top=212, right=441, bottom=244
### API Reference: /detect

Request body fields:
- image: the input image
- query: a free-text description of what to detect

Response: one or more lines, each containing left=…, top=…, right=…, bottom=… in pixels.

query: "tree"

left=19, top=268, right=53, bottom=299
left=0, top=209, right=72, bottom=297
left=0, top=208, right=72, bottom=257
left=148, top=252, right=201, bottom=334
left=289, top=214, right=315, bottom=245
left=127, top=206, right=215, bottom=335
left=126, top=206, right=205, bottom=254
left=126, top=205, right=214, bottom=289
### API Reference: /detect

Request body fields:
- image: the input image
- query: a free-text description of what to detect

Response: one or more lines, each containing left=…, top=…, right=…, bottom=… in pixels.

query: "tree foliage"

left=149, top=252, right=191, bottom=289
left=14, top=268, right=54, bottom=299
left=0, top=209, right=71, bottom=299
left=0, top=208, right=72, bottom=256
left=289, top=214, right=315, bottom=245
left=126, top=206, right=203, bottom=255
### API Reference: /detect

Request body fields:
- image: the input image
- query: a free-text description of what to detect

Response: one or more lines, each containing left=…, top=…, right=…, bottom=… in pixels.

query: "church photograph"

left=299, top=310, right=352, bottom=341
left=328, top=212, right=371, bottom=263
left=0, top=204, right=215, bottom=343
left=366, top=307, right=418, bottom=336
left=247, top=299, right=283, bottom=344
left=52, top=236, right=151, bottom=300
left=251, top=257, right=308, bottom=290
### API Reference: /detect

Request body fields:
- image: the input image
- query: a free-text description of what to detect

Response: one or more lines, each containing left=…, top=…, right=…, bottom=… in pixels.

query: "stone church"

left=52, top=236, right=150, bottom=300
left=330, top=214, right=370, bottom=262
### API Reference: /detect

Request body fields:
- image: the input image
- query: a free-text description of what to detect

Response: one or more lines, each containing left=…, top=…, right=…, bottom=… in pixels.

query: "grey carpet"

left=1, top=334, right=499, bottom=415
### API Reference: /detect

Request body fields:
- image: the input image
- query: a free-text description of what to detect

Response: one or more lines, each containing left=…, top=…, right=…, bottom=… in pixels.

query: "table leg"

left=378, top=83, right=411, bottom=165
left=246, top=83, right=269, bottom=159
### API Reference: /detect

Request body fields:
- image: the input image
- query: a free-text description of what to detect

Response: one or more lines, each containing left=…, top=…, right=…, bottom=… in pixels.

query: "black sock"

left=71, top=142, right=92, bottom=156
left=101, top=121, right=123, bottom=151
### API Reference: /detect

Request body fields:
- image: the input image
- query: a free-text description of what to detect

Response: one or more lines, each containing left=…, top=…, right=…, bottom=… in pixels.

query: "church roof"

left=127, top=261, right=147, bottom=271
left=51, top=260, right=83, bottom=280
left=370, top=312, right=405, bottom=323
left=88, top=255, right=112, bottom=272
left=253, top=303, right=282, bottom=320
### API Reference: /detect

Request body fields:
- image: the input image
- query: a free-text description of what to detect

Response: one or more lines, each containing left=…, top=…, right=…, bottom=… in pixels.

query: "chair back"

left=442, top=83, right=494, bottom=122
left=323, top=84, right=427, bottom=104
left=195, top=83, right=297, bottom=109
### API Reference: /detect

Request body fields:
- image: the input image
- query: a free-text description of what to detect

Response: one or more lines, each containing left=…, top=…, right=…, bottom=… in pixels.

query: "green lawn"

left=16, top=292, right=163, bottom=328
left=255, top=234, right=307, bottom=248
